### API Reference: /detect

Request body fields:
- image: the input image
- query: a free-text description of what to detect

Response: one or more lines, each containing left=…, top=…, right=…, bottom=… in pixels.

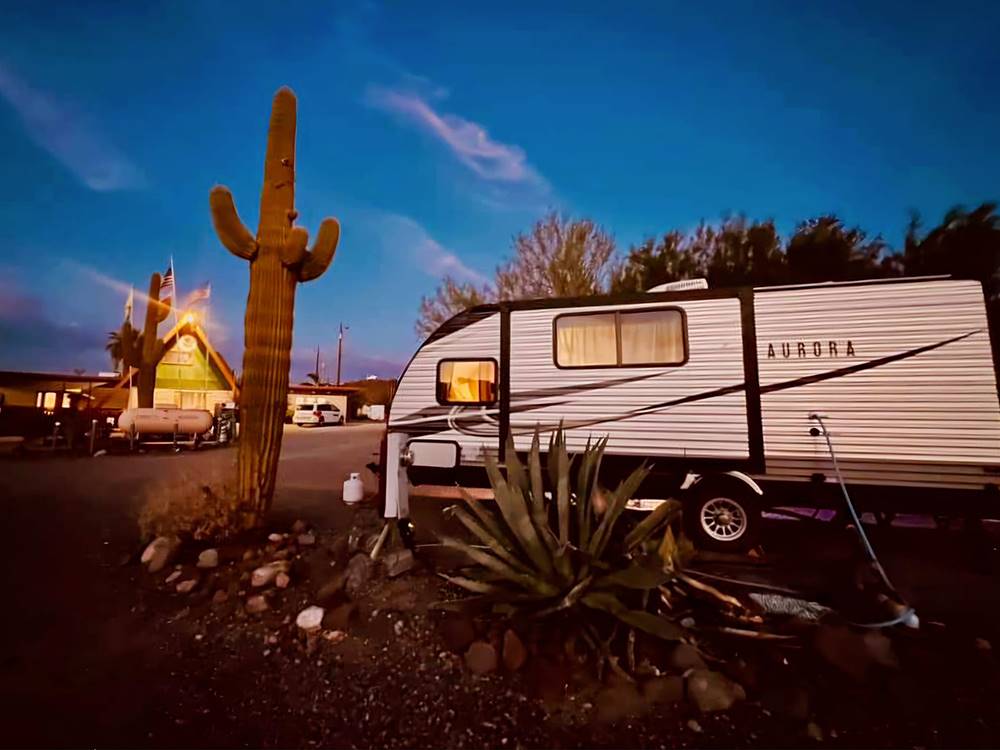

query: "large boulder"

left=686, top=669, right=746, bottom=713
left=141, top=536, right=181, bottom=573
left=383, top=549, right=416, bottom=578
left=668, top=643, right=707, bottom=672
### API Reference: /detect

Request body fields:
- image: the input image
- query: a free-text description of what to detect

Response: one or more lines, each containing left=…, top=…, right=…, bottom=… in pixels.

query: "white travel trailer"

left=382, top=277, right=1000, bottom=549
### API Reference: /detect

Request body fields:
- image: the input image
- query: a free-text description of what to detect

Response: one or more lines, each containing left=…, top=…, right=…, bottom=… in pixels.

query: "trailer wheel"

left=685, top=478, right=760, bottom=553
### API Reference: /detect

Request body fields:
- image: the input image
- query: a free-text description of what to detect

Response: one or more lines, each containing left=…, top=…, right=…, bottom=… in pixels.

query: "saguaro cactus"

left=209, top=87, right=340, bottom=524
left=121, top=272, right=167, bottom=408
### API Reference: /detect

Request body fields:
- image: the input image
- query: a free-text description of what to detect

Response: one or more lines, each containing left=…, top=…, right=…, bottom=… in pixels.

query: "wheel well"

left=688, top=471, right=763, bottom=500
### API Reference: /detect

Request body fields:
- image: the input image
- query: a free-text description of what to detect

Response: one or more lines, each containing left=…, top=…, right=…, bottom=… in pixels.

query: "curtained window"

left=555, top=313, right=617, bottom=367
left=437, top=360, right=498, bottom=405
left=555, top=307, right=686, bottom=367
left=620, top=309, right=685, bottom=365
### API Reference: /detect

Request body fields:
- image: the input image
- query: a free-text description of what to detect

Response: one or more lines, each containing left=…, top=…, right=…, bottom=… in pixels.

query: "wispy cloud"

left=374, top=211, right=488, bottom=285
left=0, top=63, right=146, bottom=191
left=366, top=85, right=547, bottom=188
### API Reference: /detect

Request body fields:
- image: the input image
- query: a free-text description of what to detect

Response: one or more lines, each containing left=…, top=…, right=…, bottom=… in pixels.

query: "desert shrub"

left=138, top=465, right=243, bottom=541
left=440, top=429, right=693, bottom=673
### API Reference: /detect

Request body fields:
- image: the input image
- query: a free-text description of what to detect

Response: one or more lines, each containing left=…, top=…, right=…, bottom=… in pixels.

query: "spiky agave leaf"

left=485, top=454, right=555, bottom=577
left=458, top=487, right=517, bottom=553
left=528, top=431, right=544, bottom=507
left=552, top=429, right=572, bottom=545
left=504, top=434, right=530, bottom=496
left=593, top=563, right=671, bottom=590
left=623, top=499, right=682, bottom=552
left=588, top=464, right=651, bottom=559
left=581, top=591, right=684, bottom=640
left=439, top=536, right=558, bottom=595
left=446, top=504, right=533, bottom=574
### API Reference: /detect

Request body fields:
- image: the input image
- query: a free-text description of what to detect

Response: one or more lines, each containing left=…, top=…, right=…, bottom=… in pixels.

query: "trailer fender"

left=684, top=470, right=764, bottom=497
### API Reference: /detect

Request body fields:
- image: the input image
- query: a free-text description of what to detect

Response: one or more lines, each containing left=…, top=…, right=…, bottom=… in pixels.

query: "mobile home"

left=383, top=277, right=1000, bottom=549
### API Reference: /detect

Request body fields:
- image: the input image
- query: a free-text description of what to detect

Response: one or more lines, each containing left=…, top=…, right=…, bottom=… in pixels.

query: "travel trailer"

left=382, top=277, right=1000, bottom=550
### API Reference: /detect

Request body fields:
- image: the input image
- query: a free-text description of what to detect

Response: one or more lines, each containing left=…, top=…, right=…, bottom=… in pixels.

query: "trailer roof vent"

left=646, top=278, right=708, bottom=293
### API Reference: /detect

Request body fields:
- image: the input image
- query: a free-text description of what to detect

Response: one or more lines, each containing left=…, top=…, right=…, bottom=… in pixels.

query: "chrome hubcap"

left=700, top=497, right=747, bottom=541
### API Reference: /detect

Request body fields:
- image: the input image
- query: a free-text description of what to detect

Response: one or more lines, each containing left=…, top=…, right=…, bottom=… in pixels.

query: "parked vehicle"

left=293, top=402, right=343, bottom=427
left=380, top=276, right=1000, bottom=550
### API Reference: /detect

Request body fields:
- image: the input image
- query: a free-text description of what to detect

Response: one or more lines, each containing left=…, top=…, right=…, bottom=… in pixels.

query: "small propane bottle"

left=343, top=472, right=364, bottom=505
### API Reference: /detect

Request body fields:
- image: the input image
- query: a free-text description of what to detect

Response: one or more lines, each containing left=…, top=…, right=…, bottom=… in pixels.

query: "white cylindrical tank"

left=118, top=407, right=213, bottom=435
left=343, top=472, right=364, bottom=504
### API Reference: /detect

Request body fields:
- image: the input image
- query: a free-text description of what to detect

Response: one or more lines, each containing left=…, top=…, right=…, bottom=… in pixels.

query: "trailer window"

left=554, top=307, right=687, bottom=368
left=554, top=313, right=618, bottom=367
left=620, top=309, right=685, bottom=365
left=437, top=360, right=498, bottom=405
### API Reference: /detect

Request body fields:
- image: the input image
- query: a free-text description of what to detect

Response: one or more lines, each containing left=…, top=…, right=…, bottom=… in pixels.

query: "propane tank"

left=343, top=472, right=364, bottom=505
left=118, top=407, right=213, bottom=435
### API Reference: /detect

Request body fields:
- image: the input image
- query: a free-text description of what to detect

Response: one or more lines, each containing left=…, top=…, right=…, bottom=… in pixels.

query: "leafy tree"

left=304, top=372, right=322, bottom=386
left=900, top=203, right=1000, bottom=295
left=416, top=276, right=493, bottom=339
left=495, top=212, right=616, bottom=299
left=416, top=213, right=615, bottom=338
left=786, top=215, right=895, bottom=283
left=610, top=231, right=700, bottom=293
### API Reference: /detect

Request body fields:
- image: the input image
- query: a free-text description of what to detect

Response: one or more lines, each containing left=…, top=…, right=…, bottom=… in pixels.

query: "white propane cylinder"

left=118, top=407, right=213, bottom=435
left=343, top=472, right=364, bottom=505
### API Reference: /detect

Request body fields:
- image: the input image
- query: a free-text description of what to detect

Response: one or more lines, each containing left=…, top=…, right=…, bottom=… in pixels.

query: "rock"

left=297, top=533, right=316, bottom=547
left=975, top=637, right=992, bottom=651
left=345, top=554, right=374, bottom=598
left=383, top=548, right=416, bottom=578
left=502, top=629, right=528, bottom=671
left=393, top=619, right=405, bottom=636
left=316, top=571, right=347, bottom=604
left=291, top=519, right=308, bottom=534
left=211, top=589, right=229, bottom=605
left=439, top=613, right=476, bottom=653
left=328, top=535, right=350, bottom=565
left=680, top=616, right=696, bottom=628
left=687, top=719, right=703, bottom=733
left=141, top=536, right=181, bottom=573
left=176, top=579, right=198, bottom=594
left=165, top=570, right=182, bottom=584
left=815, top=624, right=897, bottom=681
left=806, top=721, right=824, bottom=742
left=322, top=602, right=357, bottom=631
left=667, top=642, right=707, bottom=672
left=761, top=685, right=810, bottom=721
left=464, top=641, right=498, bottom=675
left=296, top=605, right=325, bottom=634
left=686, top=669, right=745, bottom=713
left=595, top=682, right=646, bottom=722
left=322, top=629, right=347, bottom=644
left=251, top=561, right=289, bottom=588
left=242, top=548, right=256, bottom=562
left=268, top=533, right=284, bottom=543
left=642, top=675, right=685, bottom=705
left=275, top=572, right=291, bottom=589
left=245, top=595, right=269, bottom=614
left=196, top=548, right=219, bottom=569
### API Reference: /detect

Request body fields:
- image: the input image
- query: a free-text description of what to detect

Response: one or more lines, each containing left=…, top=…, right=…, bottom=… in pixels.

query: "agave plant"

left=440, top=428, right=691, bottom=666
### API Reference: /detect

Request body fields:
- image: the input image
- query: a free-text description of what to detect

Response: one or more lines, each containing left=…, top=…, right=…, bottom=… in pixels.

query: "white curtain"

left=556, top=313, right=617, bottom=366
left=620, top=310, right=683, bottom=365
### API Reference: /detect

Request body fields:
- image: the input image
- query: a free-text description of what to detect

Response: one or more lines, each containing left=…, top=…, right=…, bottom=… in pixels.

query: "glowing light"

left=183, top=312, right=196, bottom=324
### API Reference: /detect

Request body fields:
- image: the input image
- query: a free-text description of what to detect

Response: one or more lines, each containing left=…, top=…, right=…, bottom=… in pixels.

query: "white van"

left=293, top=402, right=343, bottom=427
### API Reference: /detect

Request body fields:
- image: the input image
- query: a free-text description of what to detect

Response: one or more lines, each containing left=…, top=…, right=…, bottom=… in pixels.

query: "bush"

left=138, top=465, right=243, bottom=542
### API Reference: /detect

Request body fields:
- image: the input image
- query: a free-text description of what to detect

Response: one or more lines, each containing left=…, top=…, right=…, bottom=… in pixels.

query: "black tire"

left=684, top=477, right=761, bottom=553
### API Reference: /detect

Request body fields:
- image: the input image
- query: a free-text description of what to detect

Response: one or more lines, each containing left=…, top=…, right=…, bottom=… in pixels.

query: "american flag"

left=185, top=283, right=211, bottom=306
left=159, top=265, right=175, bottom=306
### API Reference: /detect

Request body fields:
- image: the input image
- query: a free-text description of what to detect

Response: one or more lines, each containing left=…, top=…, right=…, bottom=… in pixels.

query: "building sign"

left=162, top=335, right=198, bottom=366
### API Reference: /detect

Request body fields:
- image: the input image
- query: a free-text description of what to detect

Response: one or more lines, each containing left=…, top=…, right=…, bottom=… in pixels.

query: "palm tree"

left=304, top=371, right=322, bottom=385
left=106, top=330, right=124, bottom=373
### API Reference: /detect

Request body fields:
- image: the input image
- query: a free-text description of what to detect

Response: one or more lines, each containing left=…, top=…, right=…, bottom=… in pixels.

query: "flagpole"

left=170, top=255, right=179, bottom=329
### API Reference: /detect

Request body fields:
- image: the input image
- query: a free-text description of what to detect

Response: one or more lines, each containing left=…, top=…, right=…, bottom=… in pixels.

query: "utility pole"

left=314, top=346, right=320, bottom=384
left=336, top=322, right=349, bottom=385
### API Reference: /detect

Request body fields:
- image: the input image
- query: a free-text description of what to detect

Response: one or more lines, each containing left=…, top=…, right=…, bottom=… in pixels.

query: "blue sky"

left=1, top=0, right=997, bottom=379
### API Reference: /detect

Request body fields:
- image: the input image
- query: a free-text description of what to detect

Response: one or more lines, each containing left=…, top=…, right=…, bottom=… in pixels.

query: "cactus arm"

left=298, top=218, right=340, bottom=281
left=210, top=186, right=257, bottom=260
left=281, top=226, right=309, bottom=266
